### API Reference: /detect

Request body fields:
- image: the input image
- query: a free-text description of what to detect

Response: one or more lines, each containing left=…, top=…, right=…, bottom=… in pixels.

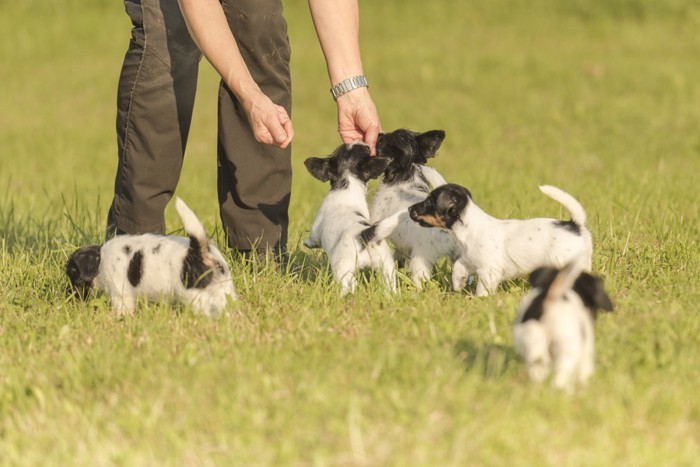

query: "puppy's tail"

left=176, top=197, right=223, bottom=287
left=539, top=185, right=587, bottom=227
left=359, top=209, right=408, bottom=247
left=175, top=197, right=208, bottom=243
left=420, top=165, right=448, bottom=189
left=545, top=258, right=585, bottom=302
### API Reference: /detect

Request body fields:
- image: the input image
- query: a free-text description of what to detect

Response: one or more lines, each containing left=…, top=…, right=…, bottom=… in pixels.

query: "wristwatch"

left=330, top=75, right=369, bottom=101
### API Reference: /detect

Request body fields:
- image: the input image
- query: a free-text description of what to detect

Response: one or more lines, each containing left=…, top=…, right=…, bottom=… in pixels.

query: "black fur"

left=376, top=129, right=446, bottom=185
left=353, top=211, right=371, bottom=226
left=573, top=273, right=614, bottom=316
left=416, top=170, right=431, bottom=194
left=524, top=266, right=614, bottom=322
left=522, top=293, right=546, bottom=323
left=181, top=235, right=213, bottom=289
left=528, top=267, right=557, bottom=290
left=66, top=245, right=101, bottom=298
left=304, top=143, right=391, bottom=191
left=358, top=224, right=377, bottom=247
left=127, top=250, right=144, bottom=287
left=554, top=220, right=582, bottom=236
left=409, top=183, right=472, bottom=229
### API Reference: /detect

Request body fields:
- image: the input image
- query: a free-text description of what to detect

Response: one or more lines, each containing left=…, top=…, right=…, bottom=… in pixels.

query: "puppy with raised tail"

left=304, top=142, right=407, bottom=295
left=408, top=183, right=593, bottom=296
left=66, top=198, right=237, bottom=316
left=513, top=259, right=613, bottom=392
left=369, top=129, right=463, bottom=290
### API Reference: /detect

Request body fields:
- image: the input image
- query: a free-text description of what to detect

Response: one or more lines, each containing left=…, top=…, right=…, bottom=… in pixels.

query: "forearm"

left=308, top=0, right=364, bottom=85
left=177, top=0, right=293, bottom=147
left=309, top=0, right=379, bottom=152
left=177, top=0, right=261, bottom=104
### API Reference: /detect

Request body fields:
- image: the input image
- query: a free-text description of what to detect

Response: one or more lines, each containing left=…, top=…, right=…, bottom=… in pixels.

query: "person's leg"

left=107, top=0, right=201, bottom=238
left=217, top=0, right=292, bottom=256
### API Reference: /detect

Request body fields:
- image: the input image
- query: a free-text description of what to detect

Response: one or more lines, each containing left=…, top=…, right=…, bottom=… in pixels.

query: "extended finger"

left=364, top=125, right=380, bottom=156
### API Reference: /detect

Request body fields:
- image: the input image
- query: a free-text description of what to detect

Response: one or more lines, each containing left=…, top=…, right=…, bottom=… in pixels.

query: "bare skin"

left=178, top=0, right=381, bottom=153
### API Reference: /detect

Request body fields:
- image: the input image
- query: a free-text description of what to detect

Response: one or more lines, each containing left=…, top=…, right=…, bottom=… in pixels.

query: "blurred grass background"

left=1, top=0, right=700, bottom=465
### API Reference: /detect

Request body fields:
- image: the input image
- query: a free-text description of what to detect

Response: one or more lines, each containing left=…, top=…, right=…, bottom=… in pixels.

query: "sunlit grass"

left=1, top=0, right=699, bottom=465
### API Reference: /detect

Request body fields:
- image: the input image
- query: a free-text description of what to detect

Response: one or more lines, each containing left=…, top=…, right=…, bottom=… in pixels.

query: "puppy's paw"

left=527, top=361, right=550, bottom=383
left=111, top=297, right=135, bottom=318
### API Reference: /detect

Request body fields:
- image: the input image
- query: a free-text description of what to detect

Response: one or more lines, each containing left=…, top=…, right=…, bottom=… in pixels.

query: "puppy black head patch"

left=304, top=143, right=391, bottom=190
left=408, top=183, right=471, bottom=230
left=377, top=129, right=446, bottom=184
left=66, top=245, right=102, bottom=298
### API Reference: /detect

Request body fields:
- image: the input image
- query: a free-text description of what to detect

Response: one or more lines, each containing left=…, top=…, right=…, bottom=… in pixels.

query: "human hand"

left=336, top=87, right=381, bottom=155
left=242, top=90, right=294, bottom=149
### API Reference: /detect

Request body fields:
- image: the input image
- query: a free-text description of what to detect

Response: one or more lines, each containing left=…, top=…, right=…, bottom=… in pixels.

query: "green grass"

left=2, top=0, right=700, bottom=465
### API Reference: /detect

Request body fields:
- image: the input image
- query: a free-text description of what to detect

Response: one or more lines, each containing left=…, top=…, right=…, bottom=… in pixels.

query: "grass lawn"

left=1, top=0, right=699, bottom=465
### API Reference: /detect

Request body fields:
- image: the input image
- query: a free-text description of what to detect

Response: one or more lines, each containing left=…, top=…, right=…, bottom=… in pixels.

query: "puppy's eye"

left=446, top=207, right=458, bottom=218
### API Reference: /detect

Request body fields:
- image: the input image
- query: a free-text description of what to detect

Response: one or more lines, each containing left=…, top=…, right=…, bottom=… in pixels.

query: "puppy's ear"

left=304, top=157, right=332, bottom=182
left=360, top=157, right=392, bottom=181
left=575, top=273, right=614, bottom=313
left=528, top=266, right=558, bottom=288
left=417, top=130, right=446, bottom=158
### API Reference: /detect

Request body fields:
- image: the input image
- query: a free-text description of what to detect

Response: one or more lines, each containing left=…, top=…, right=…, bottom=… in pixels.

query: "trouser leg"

left=217, top=0, right=292, bottom=252
left=107, top=0, right=201, bottom=237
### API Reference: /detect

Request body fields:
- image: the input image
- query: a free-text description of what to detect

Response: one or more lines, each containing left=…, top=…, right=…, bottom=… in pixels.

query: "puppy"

left=409, top=183, right=593, bottom=296
left=66, top=198, right=237, bottom=316
left=369, top=129, right=463, bottom=290
left=512, top=259, right=613, bottom=392
left=304, top=142, right=407, bottom=295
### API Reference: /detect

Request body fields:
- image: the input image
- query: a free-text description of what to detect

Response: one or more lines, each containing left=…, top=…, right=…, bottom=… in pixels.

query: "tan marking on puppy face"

left=413, top=213, right=447, bottom=229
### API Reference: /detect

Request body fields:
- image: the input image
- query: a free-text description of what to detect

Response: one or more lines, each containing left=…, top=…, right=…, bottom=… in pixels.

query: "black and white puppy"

left=409, top=183, right=593, bottom=296
left=66, top=198, right=237, bottom=316
left=369, top=129, right=463, bottom=290
left=304, top=142, right=406, bottom=295
left=513, top=260, right=613, bottom=392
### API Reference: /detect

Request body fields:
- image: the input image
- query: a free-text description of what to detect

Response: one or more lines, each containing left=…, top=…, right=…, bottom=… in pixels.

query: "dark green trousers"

left=107, top=0, right=292, bottom=252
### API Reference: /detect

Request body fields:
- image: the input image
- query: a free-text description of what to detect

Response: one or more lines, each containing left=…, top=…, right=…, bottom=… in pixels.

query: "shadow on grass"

left=285, top=247, right=532, bottom=298
left=454, top=339, right=520, bottom=380
left=287, top=248, right=326, bottom=282
left=288, top=248, right=397, bottom=294
left=417, top=258, right=530, bottom=295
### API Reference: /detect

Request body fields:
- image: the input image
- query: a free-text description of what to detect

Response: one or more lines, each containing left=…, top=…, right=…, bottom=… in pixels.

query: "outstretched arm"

left=308, top=0, right=381, bottom=154
left=177, top=0, right=293, bottom=148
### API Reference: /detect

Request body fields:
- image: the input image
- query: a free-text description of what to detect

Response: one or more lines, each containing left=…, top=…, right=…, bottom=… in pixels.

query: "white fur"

left=513, top=260, right=595, bottom=393
left=451, top=185, right=592, bottom=296
left=305, top=177, right=405, bottom=295
left=92, top=198, right=237, bottom=316
left=370, top=166, right=464, bottom=290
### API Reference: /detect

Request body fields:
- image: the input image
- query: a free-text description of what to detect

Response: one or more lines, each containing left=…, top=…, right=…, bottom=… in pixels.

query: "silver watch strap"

left=330, top=75, right=368, bottom=101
